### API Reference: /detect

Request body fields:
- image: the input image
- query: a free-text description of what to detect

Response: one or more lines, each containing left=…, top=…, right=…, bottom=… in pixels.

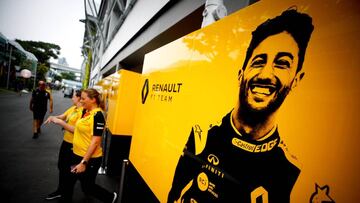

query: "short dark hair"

left=241, top=8, right=314, bottom=73
left=75, top=89, right=82, bottom=97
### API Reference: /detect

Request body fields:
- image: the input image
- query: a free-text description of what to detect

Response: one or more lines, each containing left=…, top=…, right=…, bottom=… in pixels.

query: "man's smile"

left=249, top=83, right=276, bottom=96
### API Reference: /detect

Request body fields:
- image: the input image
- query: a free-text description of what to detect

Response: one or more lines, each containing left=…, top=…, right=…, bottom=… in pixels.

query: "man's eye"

left=251, top=59, right=265, bottom=67
left=274, top=59, right=290, bottom=69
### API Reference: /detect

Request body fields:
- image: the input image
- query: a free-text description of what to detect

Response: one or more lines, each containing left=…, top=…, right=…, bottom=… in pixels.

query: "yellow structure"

left=128, top=0, right=360, bottom=202
left=100, top=69, right=141, bottom=136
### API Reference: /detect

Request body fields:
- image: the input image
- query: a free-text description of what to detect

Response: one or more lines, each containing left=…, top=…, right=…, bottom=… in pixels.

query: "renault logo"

left=142, top=79, right=149, bottom=104
left=207, top=154, right=219, bottom=166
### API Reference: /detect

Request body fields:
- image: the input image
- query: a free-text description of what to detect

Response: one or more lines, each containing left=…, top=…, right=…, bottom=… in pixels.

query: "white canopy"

left=8, top=40, right=38, bottom=62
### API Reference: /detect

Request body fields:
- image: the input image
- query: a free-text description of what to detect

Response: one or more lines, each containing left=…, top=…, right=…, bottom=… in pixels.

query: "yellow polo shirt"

left=62, top=106, right=83, bottom=143
left=73, top=107, right=105, bottom=158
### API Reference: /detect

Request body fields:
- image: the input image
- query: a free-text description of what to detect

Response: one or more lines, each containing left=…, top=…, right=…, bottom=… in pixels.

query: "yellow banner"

left=130, top=0, right=360, bottom=202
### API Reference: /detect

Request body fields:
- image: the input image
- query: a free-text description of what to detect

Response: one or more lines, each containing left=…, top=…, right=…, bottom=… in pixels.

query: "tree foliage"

left=15, top=39, right=61, bottom=66
left=61, top=72, right=76, bottom=81
left=15, top=40, right=61, bottom=82
left=53, top=74, right=62, bottom=82
left=11, top=49, right=27, bottom=68
left=37, top=63, right=49, bottom=81
left=19, top=59, right=33, bottom=70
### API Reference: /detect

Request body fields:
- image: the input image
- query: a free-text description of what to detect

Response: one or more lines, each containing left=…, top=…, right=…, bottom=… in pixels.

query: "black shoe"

left=45, top=191, right=62, bottom=200
left=112, top=192, right=118, bottom=203
left=32, top=133, right=38, bottom=139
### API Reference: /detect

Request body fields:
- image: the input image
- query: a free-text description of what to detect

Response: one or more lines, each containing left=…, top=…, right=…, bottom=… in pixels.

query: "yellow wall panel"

left=130, top=0, right=360, bottom=202
left=105, top=69, right=141, bottom=135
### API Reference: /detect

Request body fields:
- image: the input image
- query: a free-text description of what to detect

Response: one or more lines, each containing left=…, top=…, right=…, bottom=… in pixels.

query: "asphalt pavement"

left=0, top=89, right=119, bottom=203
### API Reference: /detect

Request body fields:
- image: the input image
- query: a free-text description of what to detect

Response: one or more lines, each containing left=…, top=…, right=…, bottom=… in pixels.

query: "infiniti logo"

left=207, top=154, right=219, bottom=166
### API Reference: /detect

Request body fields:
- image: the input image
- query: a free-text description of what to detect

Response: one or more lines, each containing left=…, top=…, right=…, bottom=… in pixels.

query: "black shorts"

left=33, top=110, right=46, bottom=120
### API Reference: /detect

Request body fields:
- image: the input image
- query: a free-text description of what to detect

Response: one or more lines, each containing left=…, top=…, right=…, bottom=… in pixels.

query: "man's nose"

left=257, top=63, right=274, bottom=79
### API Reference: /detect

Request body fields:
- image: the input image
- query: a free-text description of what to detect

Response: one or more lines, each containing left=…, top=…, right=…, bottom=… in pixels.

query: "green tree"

left=15, top=40, right=61, bottom=82
left=61, top=72, right=76, bottom=80
left=15, top=40, right=60, bottom=66
left=37, top=63, right=49, bottom=81
left=53, top=74, right=62, bottom=82
left=19, top=59, right=33, bottom=70
left=12, top=49, right=27, bottom=67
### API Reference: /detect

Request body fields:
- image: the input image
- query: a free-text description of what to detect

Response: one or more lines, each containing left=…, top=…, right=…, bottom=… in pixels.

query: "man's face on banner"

left=239, top=32, right=300, bottom=115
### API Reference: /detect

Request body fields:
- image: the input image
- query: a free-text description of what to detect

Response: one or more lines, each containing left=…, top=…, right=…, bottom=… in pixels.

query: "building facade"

left=82, top=0, right=258, bottom=86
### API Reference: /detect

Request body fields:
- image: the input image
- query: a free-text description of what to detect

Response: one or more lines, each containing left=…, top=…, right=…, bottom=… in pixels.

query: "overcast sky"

left=0, top=0, right=85, bottom=69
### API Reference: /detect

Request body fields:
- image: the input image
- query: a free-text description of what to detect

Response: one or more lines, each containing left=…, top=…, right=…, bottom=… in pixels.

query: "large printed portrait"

left=168, top=8, right=314, bottom=203
left=130, top=0, right=360, bottom=202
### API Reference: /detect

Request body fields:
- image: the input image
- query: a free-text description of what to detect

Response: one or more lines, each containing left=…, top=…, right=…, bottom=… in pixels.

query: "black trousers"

left=57, top=141, right=73, bottom=194
left=61, top=154, right=114, bottom=203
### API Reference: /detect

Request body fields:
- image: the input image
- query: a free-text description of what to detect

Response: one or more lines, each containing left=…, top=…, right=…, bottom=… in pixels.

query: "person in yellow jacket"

left=62, top=88, right=117, bottom=203
left=44, top=89, right=83, bottom=200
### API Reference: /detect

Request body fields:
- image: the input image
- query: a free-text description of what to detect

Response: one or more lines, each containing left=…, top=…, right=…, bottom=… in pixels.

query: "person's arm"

left=46, top=117, right=75, bottom=133
left=30, top=90, right=35, bottom=111
left=30, top=97, right=33, bottom=111
left=55, top=114, right=66, bottom=120
left=49, top=92, right=53, bottom=113
left=44, top=114, right=66, bottom=124
left=44, top=107, right=72, bottom=124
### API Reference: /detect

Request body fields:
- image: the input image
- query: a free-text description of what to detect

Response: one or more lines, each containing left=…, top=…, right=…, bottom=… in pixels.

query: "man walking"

left=30, top=80, right=53, bottom=138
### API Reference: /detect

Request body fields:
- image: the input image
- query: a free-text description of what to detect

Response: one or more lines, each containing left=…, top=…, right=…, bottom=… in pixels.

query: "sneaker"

left=45, top=191, right=62, bottom=200
left=112, top=192, right=118, bottom=203
left=32, top=133, right=38, bottom=139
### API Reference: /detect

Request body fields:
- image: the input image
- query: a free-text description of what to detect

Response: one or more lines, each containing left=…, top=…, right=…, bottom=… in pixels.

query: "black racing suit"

left=168, top=112, right=300, bottom=203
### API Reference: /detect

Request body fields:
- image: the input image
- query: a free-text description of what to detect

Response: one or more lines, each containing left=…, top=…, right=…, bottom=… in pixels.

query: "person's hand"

left=44, top=116, right=54, bottom=124
left=51, top=117, right=63, bottom=125
left=71, top=163, right=86, bottom=174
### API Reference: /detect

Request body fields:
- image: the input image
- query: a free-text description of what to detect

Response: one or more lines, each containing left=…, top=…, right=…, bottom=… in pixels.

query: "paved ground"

left=0, top=89, right=119, bottom=203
